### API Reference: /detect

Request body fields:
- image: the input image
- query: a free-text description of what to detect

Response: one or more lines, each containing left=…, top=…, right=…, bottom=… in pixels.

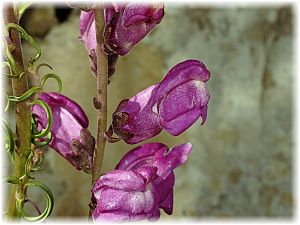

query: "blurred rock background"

left=4, top=3, right=293, bottom=219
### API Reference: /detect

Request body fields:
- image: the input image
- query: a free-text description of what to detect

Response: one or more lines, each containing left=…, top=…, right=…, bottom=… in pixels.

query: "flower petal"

left=44, top=92, right=89, bottom=128
left=122, top=3, right=164, bottom=27
left=96, top=188, right=156, bottom=214
left=157, top=80, right=210, bottom=135
left=116, top=142, right=168, bottom=170
left=91, top=142, right=192, bottom=222
left=92, top=170, right=146, bottom=196
left=112, top=85, right=162, bottom=144
left=152, top=60, right=211, bottom=105
left=80, top=11, right=96, bottom=53
left=153, top=172, right=175, bottom=215
left=32, top=92, right=94, bottom=171
left=117, top=142, right=192, bottom=179
left=92, top=208, right=155, bottom=222
left=104, top=4, right=164, bottom=55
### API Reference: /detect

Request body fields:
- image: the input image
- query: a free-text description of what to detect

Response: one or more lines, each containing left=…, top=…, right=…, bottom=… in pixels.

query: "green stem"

left=89, top=5, right=108, bottom=218
left=4, top=5, right=32, bottom=220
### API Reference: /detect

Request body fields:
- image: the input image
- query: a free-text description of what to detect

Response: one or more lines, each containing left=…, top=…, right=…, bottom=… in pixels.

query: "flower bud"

left=79, top=3, right=164, bottom=77
left=104, top=3, right=164, bottom=56
left=32, top=92, right=95, bottom=172
left=79, top=10, right=97, bottom=75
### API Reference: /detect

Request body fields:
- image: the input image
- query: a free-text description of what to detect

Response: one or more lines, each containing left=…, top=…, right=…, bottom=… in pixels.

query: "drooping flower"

left=79, top=3, right=164, bottom=76
left=32, top=92, right=95, bottom=172
left=92, top=142, right=192, bottom=222
left=111, top=60, right=211, bottom=144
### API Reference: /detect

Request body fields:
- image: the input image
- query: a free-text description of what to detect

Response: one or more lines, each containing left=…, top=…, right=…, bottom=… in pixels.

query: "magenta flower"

left=78, top=10, right=119, bottom=77
left=92, top=142, right=192, bottom=222
left=79, top=3, right=164, bottom=76
left=111, top=60, right=211, bottom=144
left=32, top=92, right=95, bottom=173
left=104, top=3, right=164, bottom=56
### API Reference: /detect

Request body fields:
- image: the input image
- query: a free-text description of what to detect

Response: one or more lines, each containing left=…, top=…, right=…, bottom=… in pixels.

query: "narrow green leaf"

left=6, top=23, right=41, bottom=62
left=8, top=86, right=41, bottom=103
left=4, top=176, right=20, bottom=184
left=41, top=73, right=63, bottom=93
left=16, top=180, right=54, bottom=222
left=18, top=3, right=32, bottom=19
left=2, top=119, right=15, bottom=163
left=29, top=99, right=53, bottom=139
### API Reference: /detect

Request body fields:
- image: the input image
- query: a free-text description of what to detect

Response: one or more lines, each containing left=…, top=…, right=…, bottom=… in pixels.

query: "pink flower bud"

left=79, top=3, right=164, bottom=76
left=104, top=3, right=164, bottom=56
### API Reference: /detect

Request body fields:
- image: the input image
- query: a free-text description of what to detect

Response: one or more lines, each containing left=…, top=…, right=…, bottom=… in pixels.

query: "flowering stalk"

left=89, top=5, right=108, bottom=216
left=4, top=5, right=32, bottom=219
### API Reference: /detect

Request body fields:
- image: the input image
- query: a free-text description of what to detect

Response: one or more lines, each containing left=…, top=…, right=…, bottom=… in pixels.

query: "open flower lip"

left=92, top=142, right=192, bottom=222
left=116, top=142, right=169, bottom=171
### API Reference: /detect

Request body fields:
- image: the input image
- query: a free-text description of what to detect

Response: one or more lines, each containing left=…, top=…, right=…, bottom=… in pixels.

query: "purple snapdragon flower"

left=111, top=60, right=211, bottom=144
left=104, top=3, right=164, bottom=56
left=79, top=3, right=164, bottom=76
left=92, top=142, right=192, bottom=222
left=32, top=92, right=95, bottom=173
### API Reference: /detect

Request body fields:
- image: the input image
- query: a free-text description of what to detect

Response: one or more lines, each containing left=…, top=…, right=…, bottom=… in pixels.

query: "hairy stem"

left=92, top=4, right=107, bottom=188
left=89, top=5, right=108, bottom=217
left=4, top=5, right=32, bottom=219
